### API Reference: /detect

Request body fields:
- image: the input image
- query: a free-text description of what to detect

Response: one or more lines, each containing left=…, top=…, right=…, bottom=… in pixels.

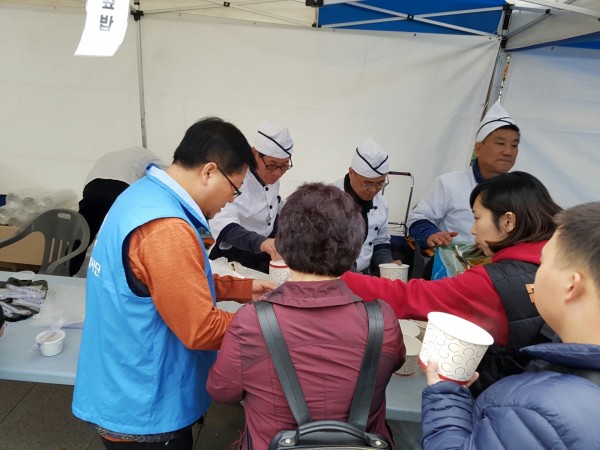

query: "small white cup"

left=36, top=329, right=66, bottom=357
left=379, top=263, right=410, bottom=282
left=269, top=259, right=291, bottom=286
left=396, top=334, right=422, bottom=376
left=398, top=319, right=420, bottom=338
left=419, top=312, right=493, bottom=384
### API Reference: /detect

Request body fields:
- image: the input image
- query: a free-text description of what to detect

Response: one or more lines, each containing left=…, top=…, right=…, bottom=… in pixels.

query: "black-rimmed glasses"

left=217, top=167, right=242, bottom=199
left=259, top=154, right=293, bottom=172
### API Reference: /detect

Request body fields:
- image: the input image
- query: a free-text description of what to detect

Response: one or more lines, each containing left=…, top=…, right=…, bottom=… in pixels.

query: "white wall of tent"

left=0, top=0, right=598, bottom=230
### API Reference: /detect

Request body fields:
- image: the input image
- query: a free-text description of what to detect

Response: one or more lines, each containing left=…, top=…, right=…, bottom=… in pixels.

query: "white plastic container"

left=35, top=329, right=66, bottom=357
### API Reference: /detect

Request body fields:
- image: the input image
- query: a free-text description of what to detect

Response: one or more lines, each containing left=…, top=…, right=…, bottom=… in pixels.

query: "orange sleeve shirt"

left=128, top=217, right=253, bottom=351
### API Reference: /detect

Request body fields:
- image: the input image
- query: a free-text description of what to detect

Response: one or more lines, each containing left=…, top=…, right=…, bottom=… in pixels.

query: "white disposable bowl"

left=396, top=334, right=422, bottom=376
left=398, top=319, right=420, bottom=337
left=379, top=263, right=410, bottom=282
left=419, top=312, right=493, bottom=383
left=269, top=260, right=291, bottom=286
left=36, top=329, right=66, bottom=357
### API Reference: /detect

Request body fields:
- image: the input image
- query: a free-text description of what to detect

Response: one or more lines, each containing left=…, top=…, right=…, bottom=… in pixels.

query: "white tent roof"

left=2, top=0, right=598, bottom=49
left=0, top=0, right=316, bottom=27
left=507, top=0, right=600, bottom=50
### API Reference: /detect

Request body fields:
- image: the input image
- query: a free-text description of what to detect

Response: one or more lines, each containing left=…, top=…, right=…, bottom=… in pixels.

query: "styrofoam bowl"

left=36, top=329, right=66, bottom=357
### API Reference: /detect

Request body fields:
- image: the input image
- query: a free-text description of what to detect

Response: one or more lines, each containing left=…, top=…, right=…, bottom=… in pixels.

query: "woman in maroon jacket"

left=342, top=171, right=562, bottom=394
left=207, top=183, right=405, bottom=450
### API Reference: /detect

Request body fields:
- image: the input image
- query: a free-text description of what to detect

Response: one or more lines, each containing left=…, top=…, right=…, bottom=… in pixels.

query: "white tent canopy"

left=0, top=0, right=598, bottom=227
left=507, top=0, right=600, bottom=50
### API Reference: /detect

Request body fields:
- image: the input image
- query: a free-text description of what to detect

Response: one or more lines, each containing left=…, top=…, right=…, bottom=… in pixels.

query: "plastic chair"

left=0, top=209, right=90, bottom=276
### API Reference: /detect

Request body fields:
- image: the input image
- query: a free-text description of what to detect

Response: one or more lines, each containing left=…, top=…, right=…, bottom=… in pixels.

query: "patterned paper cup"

left=396, top=334, right=422, bottom=376
left=269, top=259, right=291, bottom=286
left=379, top=263, right=410, bottom=282
left=419, top=312, right=494, bottom=384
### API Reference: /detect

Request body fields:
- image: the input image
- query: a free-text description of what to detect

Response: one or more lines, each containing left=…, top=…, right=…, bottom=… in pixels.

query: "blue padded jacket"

left=421, top=343, right=600, bottom=450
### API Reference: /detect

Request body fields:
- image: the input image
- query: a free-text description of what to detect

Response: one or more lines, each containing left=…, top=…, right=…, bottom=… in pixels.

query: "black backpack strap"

left=256, top=300, right=384, bottom=433
left=256, top=301, right=312, bottom=426
left=348, top=301, right=384, bottom=430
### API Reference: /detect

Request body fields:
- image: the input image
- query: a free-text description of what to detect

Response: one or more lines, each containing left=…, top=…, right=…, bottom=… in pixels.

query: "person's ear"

left=503, top=212, right=516, bottom=233
left=199, top=162, right=218, bottom=185
left=565, top=271, right=585, bottom=303
left=474, top=142, right=483, bottom=158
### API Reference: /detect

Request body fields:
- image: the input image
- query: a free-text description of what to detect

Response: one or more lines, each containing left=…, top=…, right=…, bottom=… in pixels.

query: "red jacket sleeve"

left=341, top=268, right=509, bottom=345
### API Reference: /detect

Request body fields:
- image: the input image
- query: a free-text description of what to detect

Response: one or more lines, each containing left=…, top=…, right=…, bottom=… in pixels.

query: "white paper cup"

left=36, top=329, right=66, bottom=357
left=379, top=263, right=410, bottom=282
left=269, top=260, right=291, bottom=286
left=396, top=334, right=422, bottom=376
left=398, top=319, right=420, bottom=338
left=419, top=312, right=493, bottom=384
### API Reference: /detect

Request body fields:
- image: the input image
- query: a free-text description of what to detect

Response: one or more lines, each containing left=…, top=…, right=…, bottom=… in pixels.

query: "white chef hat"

left=254, top=119, right=294, bottom=159
left=351, top=138, right=390, bottom=178
left=476, top=102, right=518, bottom=142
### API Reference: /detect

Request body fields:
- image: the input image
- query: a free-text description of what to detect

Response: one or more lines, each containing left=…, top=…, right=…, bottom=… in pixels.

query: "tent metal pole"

left=517, top=0, right=600, bottom=19
left=133, top=6, right=148, bottom=148
left=508, top=0, right=577, bottom=39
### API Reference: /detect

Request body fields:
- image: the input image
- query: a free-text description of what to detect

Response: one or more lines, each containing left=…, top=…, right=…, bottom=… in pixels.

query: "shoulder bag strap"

left=347, top=301, right=384, bottom=431
left=256, top=301, right=312, bottom=426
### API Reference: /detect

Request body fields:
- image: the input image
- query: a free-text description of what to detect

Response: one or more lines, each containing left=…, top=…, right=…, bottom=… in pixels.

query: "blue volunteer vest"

left=72, top=168, right=217, bottom=435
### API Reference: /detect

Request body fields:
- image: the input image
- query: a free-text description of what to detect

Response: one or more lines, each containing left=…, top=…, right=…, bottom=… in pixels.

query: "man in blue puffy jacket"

left=421, top=201, right=600, bottom=449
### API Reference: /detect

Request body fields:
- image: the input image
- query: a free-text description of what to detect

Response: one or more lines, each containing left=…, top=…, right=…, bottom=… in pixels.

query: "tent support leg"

left=133, top=4, right=147, bottom=148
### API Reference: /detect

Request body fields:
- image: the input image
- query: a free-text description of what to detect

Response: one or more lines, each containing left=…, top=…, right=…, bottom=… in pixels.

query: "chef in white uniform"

left=407, top=102, right=520, bottom=249
left=332, top=138, right=400, bottom=275
left=209, top=119, right=294, bottom=273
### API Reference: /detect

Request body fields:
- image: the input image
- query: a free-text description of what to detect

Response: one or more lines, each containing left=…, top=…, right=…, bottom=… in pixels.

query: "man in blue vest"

left=72, top=117, right=274, bottom=450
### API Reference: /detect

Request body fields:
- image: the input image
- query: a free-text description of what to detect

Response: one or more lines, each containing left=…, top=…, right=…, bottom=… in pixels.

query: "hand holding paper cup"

left=269, top=259, right=291, bottom=286
left=379, top=263, right=409, bottom=282
left=419, top=312, right=493, bottom=384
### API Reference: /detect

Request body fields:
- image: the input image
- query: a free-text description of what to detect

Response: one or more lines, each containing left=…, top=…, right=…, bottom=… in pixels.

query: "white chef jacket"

left=209, top=170, right=283, bottom=250
left=407, top=167, right=477, bottom=243
left=331, top=178, right=391, bottom=272
left=85, top=146, right=166, bottom=185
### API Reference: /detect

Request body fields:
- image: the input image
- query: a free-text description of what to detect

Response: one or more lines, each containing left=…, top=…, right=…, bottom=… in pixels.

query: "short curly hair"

left=276, top=183, right=365, bottom=276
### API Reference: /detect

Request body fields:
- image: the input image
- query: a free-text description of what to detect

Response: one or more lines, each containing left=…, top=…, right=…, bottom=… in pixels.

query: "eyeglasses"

left=260, top=154, right=293, bottom=172
left=360, top=176, right=389, bottom=190
left=217, top=167, right=242, bottom=199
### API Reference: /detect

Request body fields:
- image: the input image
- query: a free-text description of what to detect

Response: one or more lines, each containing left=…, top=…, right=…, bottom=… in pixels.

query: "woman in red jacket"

left=342, top=171, right=562, bottom=394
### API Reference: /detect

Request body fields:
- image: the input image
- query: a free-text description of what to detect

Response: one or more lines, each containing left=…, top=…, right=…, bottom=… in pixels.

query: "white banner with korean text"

left=75, top=0, right=129, bottom=57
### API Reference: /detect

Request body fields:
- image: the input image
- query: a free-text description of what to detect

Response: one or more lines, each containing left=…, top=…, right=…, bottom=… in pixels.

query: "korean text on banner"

left=75, top=0, right=129, bottom=57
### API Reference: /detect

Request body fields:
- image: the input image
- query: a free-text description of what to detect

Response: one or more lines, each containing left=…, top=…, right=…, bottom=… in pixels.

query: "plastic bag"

left=431, top=242, right=490, bottom=280
left=31, top=284, right=85, bottom=328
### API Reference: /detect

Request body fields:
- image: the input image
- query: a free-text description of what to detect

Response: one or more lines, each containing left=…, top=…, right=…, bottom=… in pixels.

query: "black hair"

left=469, top=171, right=562, bottom=253
left=554, top=202, right=600, bottom=293
left=172, top=117, right=256, bottom=174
